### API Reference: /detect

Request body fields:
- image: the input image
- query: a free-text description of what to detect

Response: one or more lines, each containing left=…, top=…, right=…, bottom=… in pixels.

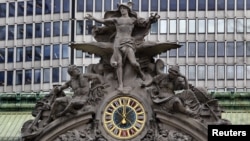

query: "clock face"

left=102, top=96, right=146, bottom=140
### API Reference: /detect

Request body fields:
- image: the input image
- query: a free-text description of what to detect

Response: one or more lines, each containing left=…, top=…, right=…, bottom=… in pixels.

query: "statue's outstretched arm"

left=85, top=14, right=115, bottom=24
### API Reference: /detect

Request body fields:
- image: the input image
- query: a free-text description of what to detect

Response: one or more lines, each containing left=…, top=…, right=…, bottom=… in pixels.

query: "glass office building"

left=0, top=0, right=250, bottom=93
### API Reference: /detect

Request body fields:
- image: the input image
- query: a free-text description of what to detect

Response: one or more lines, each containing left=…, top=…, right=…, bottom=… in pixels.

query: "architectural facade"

left=0, top=0, right=250, bottom=93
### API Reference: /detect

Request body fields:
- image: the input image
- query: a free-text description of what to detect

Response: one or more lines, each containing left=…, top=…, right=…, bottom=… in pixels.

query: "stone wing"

left=71, top=42, right=113, bottom=58
left=136, top=42, right=181, bottom=57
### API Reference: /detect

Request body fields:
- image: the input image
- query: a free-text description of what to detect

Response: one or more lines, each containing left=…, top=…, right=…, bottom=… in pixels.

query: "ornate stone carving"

left=21, top=2, right=231, bottom=141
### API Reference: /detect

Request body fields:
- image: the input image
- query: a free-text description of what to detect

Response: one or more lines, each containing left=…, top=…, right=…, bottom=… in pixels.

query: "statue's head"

left=117, top=2, right=133, bottom=12
left=67, top=65, right=80, bottom=76
left=168, top=65, right=180, bottom=78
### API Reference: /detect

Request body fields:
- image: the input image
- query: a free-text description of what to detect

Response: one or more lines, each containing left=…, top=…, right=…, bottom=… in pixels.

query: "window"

left=188, top=66, right=195, bottom=80
left=35, top=23, right=42, bottom=38
left=170, top=0, right=177, bottom=11
left=179, top=66, right=186, bottom=76
left=0, top=3, right=6, bottom=17
left=34, top=69, right=41, bottom=83
left=16, top=70, right=23, bottom=85
left=105, top=0, right=111, bottom=11
left=95, top=0, right=102, bottom=11
left=27, top=1, right=33, bottom=16
left=179, top=20, right=186, bottom=33
left=207, top=42, right=215, bottom=57
left=217, top=42, right=225, bottom=57
left=54, top=0, right=61, bottom=13
left=113, top=0, right=120, bottom=10
left=63, top=0, right=70, bottom=12
left=26, top=24, right=33, bottom=39
left=208, top=0, right=215, bottom=10
left=86, top=20, right=93, bottom=35
left=179, top=0, right=187, bottom=11
left=247, top=66, right=250, bottom=79
left=16, top=47, right=23, bottom=62
left=198, top=20, right=205, bottom=33
left=237, top=19, right=244, bottom=33
left=26, top=47, right=32, bottom=61
left=198, top=42, right=205, bottom=57
left=178, top=42, right=186, bottom=57
left=141, top=0, right=149, bottom=11
left=227, top=0, right=234, bottom=10
left=76, top=21, right=83, bottom=35
left=207, top=66, right=215, bottom=79
left=17, top=24, right=24, bottom=39
left=160, top=0, right=167, bottom=11
left=44, top=22, right=51, bottom=37
left=62, top=21, right=69, bottom=36
left=0, top=48, right=5, bottom=63
left=45, top=0, right=51, bottom=14
left=0, top=26, right=6, bottom=40
left=247, top=42, right=250, bottom=56
left=62, top=67, right=68, bottom=82
left=77, top=0, right=84, bottom=11
left=169, top=49, right=177, bottom=57
left=247, top=19, right=250, bottom=32
left=189, top=20, right=196, bottom=33
left=151, top=0, right=158, bottom=11
left=237, top=0, right=244, bottom=10
left=9, top=2, right=15, bottom=17
left=53, top=21, right=60, bottom=36
left=8, top=48, right=14, bottom=63
left=217, top=0, right=225, bottom=10
left=236, top=42, right=244, bottom=57
left=248, top=0, right=250, bottom=10
left=35, top=46, right=41, bottom=61
left=198, top=65, right=205, bottom=80
left=43, top=68, right=50, bottom=83
left=52, top=68, right=59, bottom=82
left=8, top=25, right=14, bottom=40
left=169, top=20, right=176, bottom=33
left=53, top=44, right=60, bottom=59
left=86, top=0, right=93, bottom=11
left=208, top=19, right=215, bottom=33
left=36, top=0, right=42, bottom=15
left=44, top=45, right=51, bottom=60
left=160, top=20, right=167, bottom=33
left=217, top=19, right=224, bottom=33
left=227, top=19, right=234, bottom=33
left=226, top=42, right=234, bottom=57
left=217, top=66, right=225, bottom=79
left=7, top=71, right=13, bottom=85
left=198, top=0, right=205, bottom=10
left=62, top=44, right=69, bottom=58
left=25, top=70, right=32, bottom=84
left=18, top=2, right=24, bottom=16
left=236, top=66, right=244, bottom=79
left=189, top=0, right=196, bottom=11
left=188, top=42, right=196, bottom=57
left=76, top=50, right=83, bottom=58
left=150, top=22, right=158, bottom=34
left=227, top=66, right=234, bottom=80
left=0, top=71, right=4, bottom=86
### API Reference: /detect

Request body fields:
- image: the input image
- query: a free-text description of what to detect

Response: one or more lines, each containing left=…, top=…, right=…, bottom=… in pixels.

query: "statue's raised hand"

left=85, top=14, right=94, bottom=20
left=149, top=13, right=160, bottom=23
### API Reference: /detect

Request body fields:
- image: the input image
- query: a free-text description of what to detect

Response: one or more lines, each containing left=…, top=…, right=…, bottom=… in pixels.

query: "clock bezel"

left=102, top=96, right=147, bottom=140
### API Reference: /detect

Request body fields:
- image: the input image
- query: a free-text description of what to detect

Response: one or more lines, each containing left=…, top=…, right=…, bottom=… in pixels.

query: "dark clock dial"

left=102, top=96, right=146, bottom=139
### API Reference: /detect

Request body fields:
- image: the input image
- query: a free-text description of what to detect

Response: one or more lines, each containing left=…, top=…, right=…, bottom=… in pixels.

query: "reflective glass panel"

left=7, top=48, right=13, bottom=63
left=35, top=46, right=41, bottom=61
left=45, top=0, right=51, bottom=14
left=0, top=48, right=5, bottom=63
left=207, top=66, right=215, bottom=79
left=16, top=47, right=23, bottom=62
left=25, top=70, right=32, bottom=84
left=16, top=70, right=23, bottom=85
left=36, top=0, right=42, bottom=15
left=227, top=66, right=234, bottom=79
left=207, top=42, right=215, bottom=57
left=208, top=19, right=215, bottom=33
left=178, top=42, right=186, bottom=57
left=217, top=19, right=224, bottom=33
left=44, top=45, right=51, bottom=60
left=170, top=0, right=177, bottom=11
left=35, top=23, right=42, bottom=38
left=208, top=0, right=215, bottom=10
left=189, top=20, right=196, bottom=33
left=151, top=0, right=158, bottom=11
left=236, top=66, right=244, bottom=79
left=217, top=42, right=225, bottom=57
left=95, top=0, right=102, bottom=11
left=160, top=20, right=167, bottom=33
left=188, top=66, right=195, bottom=80
left=179, top=20, right=186, bottom=33
left=188, top=42, right=196, bottom=57
left=0, top=3, right=6, bottom=17
left=217, top=0, right=225, bottom=10
left=227, top=42, right=234, bottom=57
left=52, top=68, right=59, bottom=82
left=86, top=0, right=93, bottom=11
left=26, top=24, right=33, bottom=38
left=54, top=0, right=60, bottom=13
left=217, top=66, right=225, bottom=79
left=76, top=21, right=83, bottom=35
left=198, top=65, right=205, bottom=80
left=62, top=44, right=69, bottom=58
left=160, top=0, right=167, bottom=10
left=27, top=1, right=33, bottom=16
left=227, top=19, right=234, bottom=33
left=53, top=44, right=60, bottom=59
left=9, top=2, right=15, bottom=17
left=169, top=20, right=176, bottom=33
left=26, top=47, right=32, bottom=61
left=227, top=0, right=234, bottom=10
left=17, top=24, right=24, bottom=39
left=237, top=0, right=244, bottom=10
left=34, top=69, right=41, bottom=83
left=62, top=21, right=69, bottom=35
left=236, top=42, right=244, bottom=57
left=198, top=20, right=205, bottom=33
left=8, top=25, right=14, bottom=40
left=237, top=19, right=244, bottom=33
left=18, top=2, right=24, bottom=16
left=53, top=21, right=60, bottom=36
left=198, top=42, right=205, bottom=57
left=63, top=0, right=70, bottom=12
left=44, top=22, right=51, bottom=37
left=189, top=0, right=196, bottom=11
left=179, top=0, right=186, bottom=11
left=142, top=0, right=149, bottom=11
left=7, top=71, right=13, bottom=85
left=43, top=68, right=50, bottom=83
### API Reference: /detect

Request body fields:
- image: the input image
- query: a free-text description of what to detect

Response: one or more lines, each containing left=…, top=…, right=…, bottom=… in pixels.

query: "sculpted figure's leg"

left=111, top=50, right=123, bottom=91
left=127, top=48, right=146, bottom=81
left=173, top=97, right=196, bottom=117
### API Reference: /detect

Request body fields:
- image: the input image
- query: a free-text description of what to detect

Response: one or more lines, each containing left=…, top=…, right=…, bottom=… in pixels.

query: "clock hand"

left=122, top=98, right=128, bottom=124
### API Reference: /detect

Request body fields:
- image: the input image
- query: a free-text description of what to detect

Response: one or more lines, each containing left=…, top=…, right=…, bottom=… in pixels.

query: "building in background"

left=0, top=0, right=250, bottom=93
